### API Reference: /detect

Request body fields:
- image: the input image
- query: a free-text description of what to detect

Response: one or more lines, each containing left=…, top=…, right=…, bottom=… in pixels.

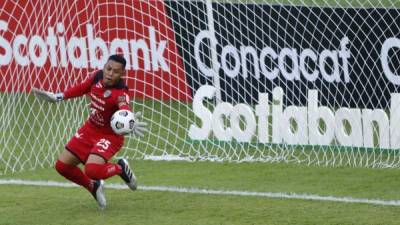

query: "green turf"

left=1, top=160, right=400, bottom=225
left=1, top=185, right=399, bottom=225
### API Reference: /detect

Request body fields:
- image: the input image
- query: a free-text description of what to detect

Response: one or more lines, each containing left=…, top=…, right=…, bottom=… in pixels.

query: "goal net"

left=1, top=0, right=400, bottom=174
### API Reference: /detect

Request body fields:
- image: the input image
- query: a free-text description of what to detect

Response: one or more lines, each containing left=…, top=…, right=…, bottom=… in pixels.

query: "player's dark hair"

left=108, top=54, right=127, bottom=68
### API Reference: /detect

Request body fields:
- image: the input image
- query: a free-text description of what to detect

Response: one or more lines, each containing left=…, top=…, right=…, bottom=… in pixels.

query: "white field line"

left=1, top=179, right=400, bottom=206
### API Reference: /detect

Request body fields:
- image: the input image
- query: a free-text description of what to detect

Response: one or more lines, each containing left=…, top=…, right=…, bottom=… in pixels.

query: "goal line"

left=0, top=179, right=399, bottom=207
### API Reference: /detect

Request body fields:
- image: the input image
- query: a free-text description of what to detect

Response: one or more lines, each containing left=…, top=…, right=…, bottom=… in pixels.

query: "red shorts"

left=65, top=123, right=124, bottom=163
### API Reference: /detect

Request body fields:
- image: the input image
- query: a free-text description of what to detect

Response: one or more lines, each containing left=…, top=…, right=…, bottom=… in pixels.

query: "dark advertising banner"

left=166, top=1, right=400, bottom=108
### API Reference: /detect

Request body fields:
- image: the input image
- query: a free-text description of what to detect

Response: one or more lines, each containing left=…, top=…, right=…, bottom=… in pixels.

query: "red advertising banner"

left=0, top=0, right=191, bottom=101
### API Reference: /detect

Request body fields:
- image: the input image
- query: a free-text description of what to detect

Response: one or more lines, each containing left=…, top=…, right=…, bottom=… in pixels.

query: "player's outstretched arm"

left=32, top=87, right=64, bottom=103
left=132, top=111, right=148, bottom=138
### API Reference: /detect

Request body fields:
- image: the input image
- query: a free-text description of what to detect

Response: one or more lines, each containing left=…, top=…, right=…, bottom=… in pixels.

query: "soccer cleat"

left=117, top=158, right=137, bottom=190
left=91, top=180, right=106, bottom=209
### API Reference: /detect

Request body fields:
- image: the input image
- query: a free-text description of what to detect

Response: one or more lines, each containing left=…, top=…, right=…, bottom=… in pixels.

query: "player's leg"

left=55, top=150, right=92, bottom=191
left=85, top=154, right=137, bottom=190
left=55, top=150, right=106, bottom=209
left=85, top=154, right=122, bottom=180
left=58, top=125, right=107, bottom=209
left=84, top=136, right=137, bottom=190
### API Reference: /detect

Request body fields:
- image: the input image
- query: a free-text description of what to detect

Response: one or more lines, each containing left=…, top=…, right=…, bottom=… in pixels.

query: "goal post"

left=1, top=0, right=400, bottom=174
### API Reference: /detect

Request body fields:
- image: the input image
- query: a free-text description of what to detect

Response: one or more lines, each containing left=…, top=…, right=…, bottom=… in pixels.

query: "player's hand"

left=32, top=87, right=64, bottom=103
left=132, top=111, right=148, bottom=138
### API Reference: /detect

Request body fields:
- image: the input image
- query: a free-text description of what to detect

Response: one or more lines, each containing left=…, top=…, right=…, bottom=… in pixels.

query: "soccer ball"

left=110, top=109, right=135, bottom=135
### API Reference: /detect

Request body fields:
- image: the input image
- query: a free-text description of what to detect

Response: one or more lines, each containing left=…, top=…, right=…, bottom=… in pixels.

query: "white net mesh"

left=1, top=0, right=400, bottom=174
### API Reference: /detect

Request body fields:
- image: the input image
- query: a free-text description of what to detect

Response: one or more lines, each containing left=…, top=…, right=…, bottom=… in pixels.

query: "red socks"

left=55, top=160, right=93, bottom=192
left=55, top=160, right=122, bottom=191
left=85, top=163, right=122, bottom=180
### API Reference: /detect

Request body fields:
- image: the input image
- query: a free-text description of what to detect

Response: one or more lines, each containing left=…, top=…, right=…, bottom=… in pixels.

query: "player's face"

left=103, top=60, right=125, bottom=86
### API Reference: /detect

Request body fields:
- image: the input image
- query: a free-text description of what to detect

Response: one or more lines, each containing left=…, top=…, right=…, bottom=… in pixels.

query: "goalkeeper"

left=33, top=54, right=147, bottom=209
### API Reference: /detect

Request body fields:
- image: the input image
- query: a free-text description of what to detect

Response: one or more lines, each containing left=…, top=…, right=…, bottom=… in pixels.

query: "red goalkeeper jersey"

left=63, top=70, right=131, bottom=134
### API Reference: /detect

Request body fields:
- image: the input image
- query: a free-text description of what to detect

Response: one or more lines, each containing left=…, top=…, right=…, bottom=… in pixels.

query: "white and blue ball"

left=111, top=109, right=135, bottom=135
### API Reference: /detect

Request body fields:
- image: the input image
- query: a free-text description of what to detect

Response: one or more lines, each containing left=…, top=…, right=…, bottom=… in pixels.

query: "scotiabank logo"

left=0, top=21, right=168, bottom=71
left=0, top=0, right=191, bottom=101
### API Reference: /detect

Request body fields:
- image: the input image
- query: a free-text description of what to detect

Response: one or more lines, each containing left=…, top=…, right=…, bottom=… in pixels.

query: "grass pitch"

left=1, top=1, right=400, bottom=224
left=1, top=160, right=400, bottom=225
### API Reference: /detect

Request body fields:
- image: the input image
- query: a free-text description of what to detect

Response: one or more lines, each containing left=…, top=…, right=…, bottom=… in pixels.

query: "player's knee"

left=55, top=160, right=71, bottom=176
left=85, top=163, right=102, bottom=180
